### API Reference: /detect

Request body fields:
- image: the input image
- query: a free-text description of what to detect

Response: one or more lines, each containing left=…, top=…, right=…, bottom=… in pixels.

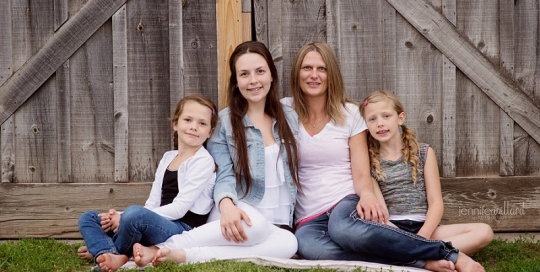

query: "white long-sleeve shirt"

left=144, top=147, right=216, bottom=220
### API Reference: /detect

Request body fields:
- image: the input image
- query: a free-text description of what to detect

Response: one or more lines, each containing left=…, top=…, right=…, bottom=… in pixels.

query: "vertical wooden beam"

left=499, top=0, right=515, bottom=176
left=0, top=0, right=13, bottom=183
left=112, top=5, right=129, bottom=182
left=169, top=0, right=184, bottom=148
left=265, top=0, right=284, bottom=96
left=56, top=60, right=71, bottom=183
left=381, top=0, right=397, bottom=93
left=441, top=0, right=457, bottom=177
left=216, top=0, right=243, bottom=110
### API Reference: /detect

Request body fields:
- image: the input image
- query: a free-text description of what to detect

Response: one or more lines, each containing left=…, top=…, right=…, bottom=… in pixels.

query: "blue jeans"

left=327, top=195, right=458, bottom=268
left=78, top=205, right=192, bottom=262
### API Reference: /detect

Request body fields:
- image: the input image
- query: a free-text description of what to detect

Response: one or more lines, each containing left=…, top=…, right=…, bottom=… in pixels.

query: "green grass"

left=0, top=235, right=538, bottom=271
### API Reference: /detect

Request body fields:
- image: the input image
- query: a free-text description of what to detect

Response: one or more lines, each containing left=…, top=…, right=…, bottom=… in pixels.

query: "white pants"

left=157, top=201, right=298, bottom=263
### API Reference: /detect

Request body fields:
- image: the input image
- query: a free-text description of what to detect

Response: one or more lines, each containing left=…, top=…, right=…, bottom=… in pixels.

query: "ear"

left=208, top=128, right=215, bottom=138
left=172, top=121, right=178, bottom=132
left=398, top=111, right=406, bottom=125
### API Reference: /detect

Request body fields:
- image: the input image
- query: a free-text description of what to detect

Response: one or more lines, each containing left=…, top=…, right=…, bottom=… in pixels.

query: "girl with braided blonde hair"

left=358, top=90, right=493, bottom=259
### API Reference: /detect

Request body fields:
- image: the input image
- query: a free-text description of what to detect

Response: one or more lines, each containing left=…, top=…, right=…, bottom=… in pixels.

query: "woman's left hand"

left=357, top=191, right=388, bottom=224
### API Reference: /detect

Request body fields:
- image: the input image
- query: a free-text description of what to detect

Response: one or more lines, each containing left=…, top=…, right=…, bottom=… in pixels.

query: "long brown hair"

left=171, top=95, right=218, bottom=150
left=359, top=90, right=421, bottom=184
left=289, top=41, right=350, bottom=125
left=227, top=41, right=300, bottom=197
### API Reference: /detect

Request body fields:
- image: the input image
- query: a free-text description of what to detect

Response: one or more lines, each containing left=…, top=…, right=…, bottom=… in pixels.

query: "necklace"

left=308, top=115, right=327, bottom=128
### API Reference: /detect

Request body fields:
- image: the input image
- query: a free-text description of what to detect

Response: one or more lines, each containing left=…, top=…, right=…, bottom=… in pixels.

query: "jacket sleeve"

left=207, top=117, right=240, bottom=208
left=149, top=154, right=216, bottom=220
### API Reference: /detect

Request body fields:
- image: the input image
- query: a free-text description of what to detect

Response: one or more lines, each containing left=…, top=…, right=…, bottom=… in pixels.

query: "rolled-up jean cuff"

left=447, top=251, right=459, bottom=263
left=407, top=259, right=426, bottom=268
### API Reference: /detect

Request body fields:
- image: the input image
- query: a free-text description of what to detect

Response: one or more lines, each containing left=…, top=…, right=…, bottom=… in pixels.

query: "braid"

left=401, top=125, right=420, bottom=184
left=367, top=134, right=386, bottom=182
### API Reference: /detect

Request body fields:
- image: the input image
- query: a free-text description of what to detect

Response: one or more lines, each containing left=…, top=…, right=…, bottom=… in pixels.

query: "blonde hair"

left=289, top=41, right=350, bottom=125
left=359, top=90, right=421, bottom=184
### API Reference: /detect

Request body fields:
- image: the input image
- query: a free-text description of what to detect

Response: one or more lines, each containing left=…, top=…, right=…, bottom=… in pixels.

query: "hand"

left=356, top=191, right=388, bottom=223
left=108, top=209, right=121, bottom=233
left=98, top=211, right=113, bottom=232
left=218, top=198, right=252, bottom=243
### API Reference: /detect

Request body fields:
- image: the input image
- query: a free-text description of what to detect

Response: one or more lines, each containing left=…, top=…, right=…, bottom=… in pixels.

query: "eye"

left=239, top=72, right=247, bottom=77
left=318, top=67, right=327, bottom=71
left=302, top=66, right=312, bottom=71
left=199, top=122, right=207, bottom=126
left=257, top=69, right=265, bottom=74
left=184, top=118, right=191, bottom=122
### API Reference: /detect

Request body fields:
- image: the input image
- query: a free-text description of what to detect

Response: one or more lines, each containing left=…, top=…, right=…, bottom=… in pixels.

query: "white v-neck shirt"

left=281, top=97, right=367, bottom=224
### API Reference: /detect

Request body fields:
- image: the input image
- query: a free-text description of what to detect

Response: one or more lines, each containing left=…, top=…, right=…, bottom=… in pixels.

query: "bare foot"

left=95, top=253, right=129, bottom=272
left=152, top=247, right=187, bottom=266
left=133, top=243, right=159, bottom=267
left=77, top=246, right=93, bottom=261
left=455, top=252, right=485, bottom=272
left=424, top=259, right=456, bottom=272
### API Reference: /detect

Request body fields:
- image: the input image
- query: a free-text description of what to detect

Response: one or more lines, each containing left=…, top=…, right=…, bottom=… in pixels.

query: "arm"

left=350, top=130, right=388, bottom=223
left=206, top=117, right=252, bottom=243
left=416, top=147, right=444, bottom=239
left=150, top=154, right=216, bottom=220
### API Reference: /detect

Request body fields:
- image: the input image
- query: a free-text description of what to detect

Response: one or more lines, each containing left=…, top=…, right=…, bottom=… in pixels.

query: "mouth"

left=248, top=86, right=263, bottom=92
left=185, top=133, right=198, bottom=138
left=307, top=82, right=320, bottom=87
left=377, top=130, right=389, bottom=136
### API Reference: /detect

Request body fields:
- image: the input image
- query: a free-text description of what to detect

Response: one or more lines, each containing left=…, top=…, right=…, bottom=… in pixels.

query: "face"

left=173, top=100, right=213, bottom=148
left=235, top=53, right=273, bottom=107
left=299, top=51, right=328, bottom=98
left=363, top=99, right=406, bottom=144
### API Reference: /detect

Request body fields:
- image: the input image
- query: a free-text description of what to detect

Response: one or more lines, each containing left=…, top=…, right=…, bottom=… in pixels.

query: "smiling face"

left=363, top=99, right=406, bottom=144
left=298, top=51, right=328, bottom=98
left=173, top=100, right=213, bottom=149
left=235, top=52, right=273, bottom=107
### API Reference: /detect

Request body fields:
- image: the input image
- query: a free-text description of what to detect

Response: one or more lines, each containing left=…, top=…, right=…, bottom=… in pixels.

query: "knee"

left=476, top=223, right=494, bottom=248
left=120, top=205, right=145, bottom=222
left=279, top=230, right=298, bottom=258
left=242, top=216, right=269, bottom=245
left=78, top=210, right=99, bottom=227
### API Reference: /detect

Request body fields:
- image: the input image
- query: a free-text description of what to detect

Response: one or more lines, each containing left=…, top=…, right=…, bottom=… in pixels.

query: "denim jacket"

left=207, top=103, right=299, bottom=227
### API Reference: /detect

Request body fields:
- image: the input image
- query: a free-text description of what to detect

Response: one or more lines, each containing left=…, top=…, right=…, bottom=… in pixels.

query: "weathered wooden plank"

left=281, top=0, right=326, bottom=98
left=513, top=0, right=540, bottom=176
left=11, top=0, right=58, bottom=183
left=126, top=0, right=171, bottom=183
left=381, top=0, right=397, bottom=93
left=53, top=0, right=69, bottom=31
left=454, top=1, right=500, bottom=176
left=441, top=0, right=456, bottom=178
left=1, top=177, right=537, bottom=238
left=169, top=0, right=183, bottom=147
left=217, top=0, right=243, bottom=110
left=440, top=177, right=540, bottom=232
left=499, top=0, right=515, bottom=176
left=0, top=0, right=13, bottom=183
left=241, top=0, right=252, bottom=42
left=112, top=5, right=130, bottom=182
left=183, top=1, right=219, bottom=103
left=56, top=60, right=71, bottom=183
left=395, top=3, right=443, bottom=162
left=339, top=1, right=384, bottom=101
left=385, top=0, right=540, bottom=146
left=0, top=0, right=127, bottom=125
left=0, top=183, right=151, bottom=238
left=70, top=22, right=115, bottom=183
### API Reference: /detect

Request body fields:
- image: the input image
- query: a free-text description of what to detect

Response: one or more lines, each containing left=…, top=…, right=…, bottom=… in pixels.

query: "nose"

left=309, top=69, right=318, bottom=79
left=249, top=73, right=258, bottom=84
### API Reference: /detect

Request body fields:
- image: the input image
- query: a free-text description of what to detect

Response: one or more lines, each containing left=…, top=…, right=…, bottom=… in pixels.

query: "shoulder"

left=218, top=107, right=231, bottom=119
left=191, top=147, right=215, bottom=165
left=344, top=102, right=361, bottom=115
left=162, top=150, right=179, bottom=160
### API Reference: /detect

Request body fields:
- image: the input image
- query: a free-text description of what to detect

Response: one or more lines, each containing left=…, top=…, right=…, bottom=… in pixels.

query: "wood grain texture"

left=499, top=0, right=514, bottom=176
left=216, top=0, right=243, bottom=110
left=513, top=0, right=540, bottom=176
left=0, top=183, right=151, bottom=238
left=381, top=0, right=397, bottom=93
left=441, top=0, right=456, bottom=178
left=182, top=1, right=219, bottom=104
left=11, top=0, right=58, bottom=183
left=386, top=0, right=540, bottom=146
left=126, top=0, right=171, bottom=183
left=338, top=1, right=383, bottom=101
left=169, top=0, right=184, bottom=147
left=56, top=60, right=71, bottom=183
left=440, top=177, right=540, bottom=232
left=0, top=0, right=13, bottom=183
left=113, top=5, right=130, bottom=182
left=0, top=0, right=127, bottom=125
left=53, top=0, right=68, bottom=31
